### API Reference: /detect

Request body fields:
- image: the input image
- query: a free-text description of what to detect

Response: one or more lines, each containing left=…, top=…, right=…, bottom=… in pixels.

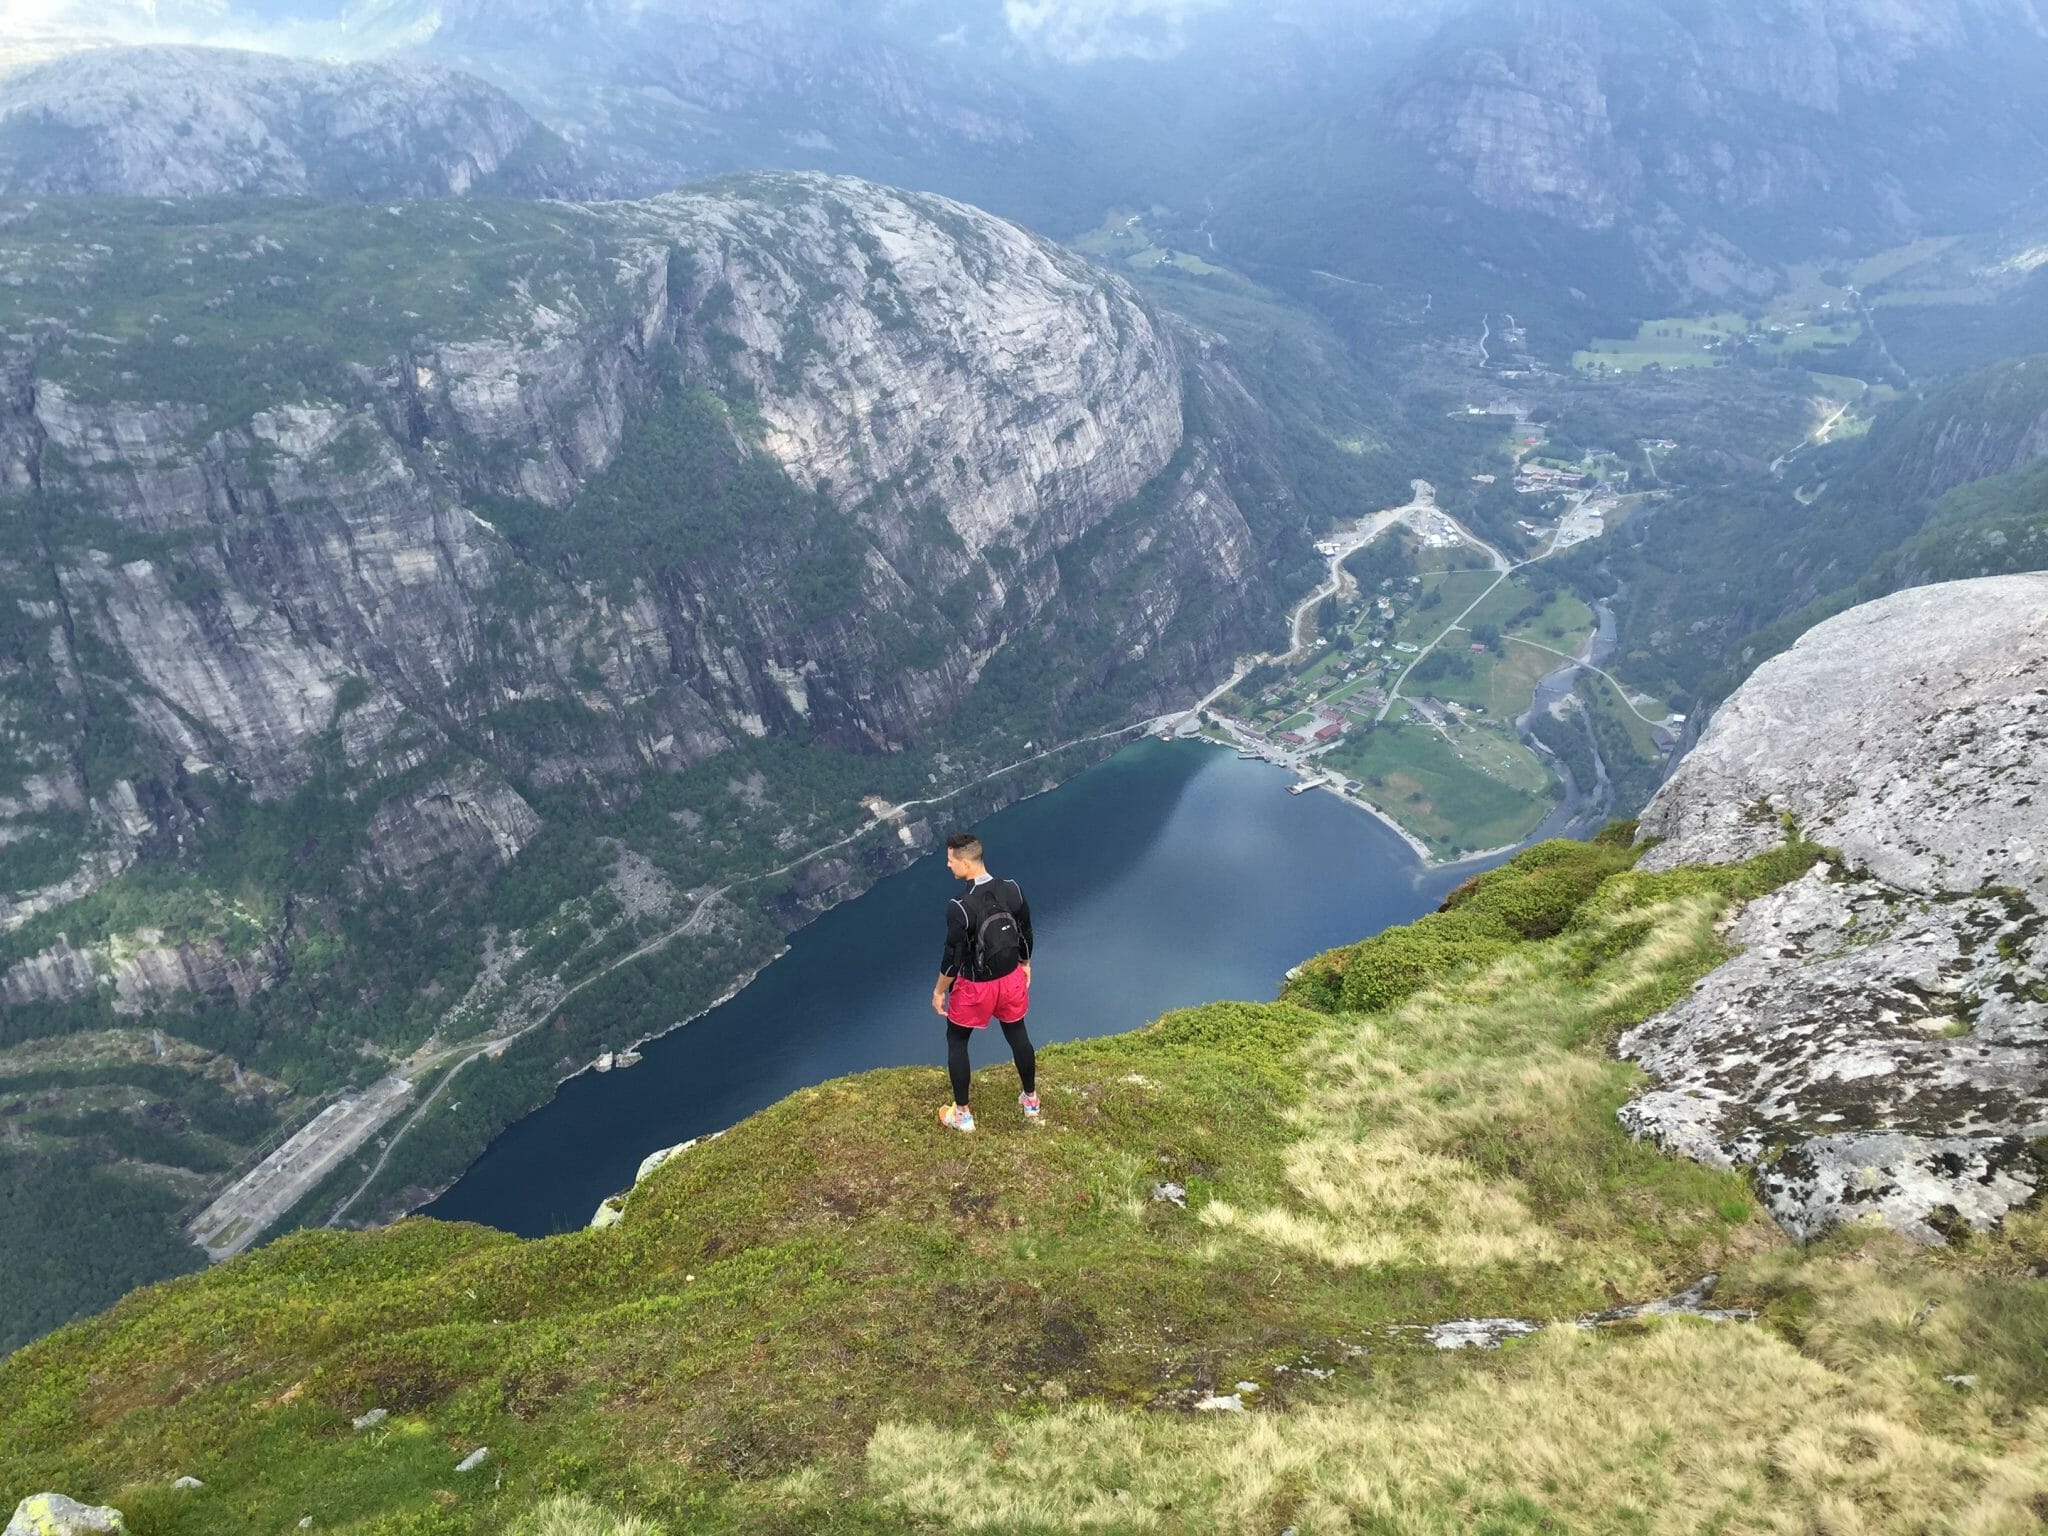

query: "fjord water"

left=427, top=740, right=1478, bottom=1236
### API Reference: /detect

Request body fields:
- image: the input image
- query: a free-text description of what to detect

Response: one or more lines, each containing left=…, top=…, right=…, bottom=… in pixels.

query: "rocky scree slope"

left=1624, top=573, right=2048, bottom=1241
left=0, top=46, right=591, bottom=200
left=0, top=172, right=1313, bottom=1340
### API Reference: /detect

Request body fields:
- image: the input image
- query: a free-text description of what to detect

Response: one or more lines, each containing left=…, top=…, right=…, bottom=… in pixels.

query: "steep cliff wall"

left=0, top=174, right=1273, bottom=941
left=1390, top=0, right=2048, bottom=255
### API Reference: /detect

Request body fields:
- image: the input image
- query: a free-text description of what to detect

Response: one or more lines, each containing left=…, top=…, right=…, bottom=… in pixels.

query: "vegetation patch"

left=12, top=832, right=2034, bottom=1534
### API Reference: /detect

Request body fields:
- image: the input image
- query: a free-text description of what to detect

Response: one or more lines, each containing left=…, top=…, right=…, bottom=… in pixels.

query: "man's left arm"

left=934, top=900, right=967, bottom=1016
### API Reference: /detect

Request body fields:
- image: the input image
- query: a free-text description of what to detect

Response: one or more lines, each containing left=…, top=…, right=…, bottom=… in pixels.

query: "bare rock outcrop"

left=1622, top=574, right=2048, bottom=1241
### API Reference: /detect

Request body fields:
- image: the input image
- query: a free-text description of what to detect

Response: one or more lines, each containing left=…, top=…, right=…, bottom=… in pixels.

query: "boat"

left=615, top=1049, right=643, bottom=1069
left=592, top=1052, right=614, bottom=1073
left=1287, top=781, right=1316, bottom=795
left=1236, top=749, right=1261, bottom=760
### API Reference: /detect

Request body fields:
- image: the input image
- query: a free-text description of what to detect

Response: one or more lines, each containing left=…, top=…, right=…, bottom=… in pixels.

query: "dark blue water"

left=425, top=740, right=1478, bottom=1236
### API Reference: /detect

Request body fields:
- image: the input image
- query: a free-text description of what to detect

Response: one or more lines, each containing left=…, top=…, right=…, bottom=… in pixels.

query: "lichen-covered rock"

left=1619, top=863, right=2047, bottom=1241
left=5, top=1494, right=124, bottom=1536
left=1622, top=575, right=2048, bottom=1242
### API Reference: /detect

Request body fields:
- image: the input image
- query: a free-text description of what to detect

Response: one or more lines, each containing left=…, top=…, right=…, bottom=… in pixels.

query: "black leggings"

left=946, top=1019, right=1035, bottom=1106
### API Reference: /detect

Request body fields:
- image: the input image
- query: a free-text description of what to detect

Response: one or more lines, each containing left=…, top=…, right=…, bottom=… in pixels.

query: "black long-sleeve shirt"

left=939, top=875, right=1033, bottom=981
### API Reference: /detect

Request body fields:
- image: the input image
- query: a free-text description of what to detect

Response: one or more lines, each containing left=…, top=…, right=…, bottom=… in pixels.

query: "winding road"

left=1502, top=635, right=1666, bottom=725
left=1180, top=481, right=1450, bottom=728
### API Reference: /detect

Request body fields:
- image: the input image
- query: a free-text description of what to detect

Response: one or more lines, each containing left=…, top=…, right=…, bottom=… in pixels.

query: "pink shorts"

left=945, top=968, right=1030, bottom=1029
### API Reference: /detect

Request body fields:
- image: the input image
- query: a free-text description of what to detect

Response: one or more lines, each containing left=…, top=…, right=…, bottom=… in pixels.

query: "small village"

left=1183, top=424, right=1687, bottom=861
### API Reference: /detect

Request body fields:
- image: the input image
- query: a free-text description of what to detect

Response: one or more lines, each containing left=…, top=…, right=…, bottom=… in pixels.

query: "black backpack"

left=961, top=881, right=1025, bottom=980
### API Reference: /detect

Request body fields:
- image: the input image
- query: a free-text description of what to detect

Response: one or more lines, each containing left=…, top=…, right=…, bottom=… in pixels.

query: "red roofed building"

left=1313, top=721, right=1346, bottom=742
left=1277, top=731, right=1308, bottom=746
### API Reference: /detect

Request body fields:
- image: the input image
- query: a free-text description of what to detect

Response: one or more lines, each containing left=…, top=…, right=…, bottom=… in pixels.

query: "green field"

left=1573, top=313, right=1746, bottom=372
left=1389, top=580, right=1593, bottom=722
left=1072, top=208, right=1245, bottom=286
left=1575, top=311, right=1862, bottom=375
left=1325, top=712, right=1556, bottom=858
left=1853, top=235, right=1967, bottom=290
left=1423, top=639, right=1558, bottom=722
left=1393, top=571, right=1500, bottom=646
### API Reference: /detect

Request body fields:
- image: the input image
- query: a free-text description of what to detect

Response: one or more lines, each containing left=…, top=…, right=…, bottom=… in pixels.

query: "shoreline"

left=553, top=945, right=792, bottom=1088
left=336, top=484, right=1557, bottom=1236
left=1197, top=737, right=1523, bottom=873
left=399, top=721, right=1169, bottom=1222
left=381, top=944, right=797, bottom=1224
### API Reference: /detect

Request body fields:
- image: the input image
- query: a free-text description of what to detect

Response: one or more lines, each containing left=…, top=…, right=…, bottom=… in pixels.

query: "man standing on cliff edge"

left=932, top=832, right=1039, bottom=1131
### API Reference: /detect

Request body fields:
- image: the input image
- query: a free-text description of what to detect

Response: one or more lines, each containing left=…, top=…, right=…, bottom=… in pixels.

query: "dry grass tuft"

left=1201, top=890, right=1737, bottom=1291
left=513, top=1494, right=667, bottom=1536
left=867, top=1318, right=2048, bottom=1534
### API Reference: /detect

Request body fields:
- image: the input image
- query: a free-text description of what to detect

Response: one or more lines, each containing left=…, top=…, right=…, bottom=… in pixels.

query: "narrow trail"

left=1375, top=519, right=1518, bottom=724
left=1503, top=635, right=1666, bottom=725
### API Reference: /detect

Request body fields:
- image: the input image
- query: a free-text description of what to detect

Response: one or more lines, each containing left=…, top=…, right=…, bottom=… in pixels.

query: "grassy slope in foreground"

left=3, top=833, right=2046, bottom=1534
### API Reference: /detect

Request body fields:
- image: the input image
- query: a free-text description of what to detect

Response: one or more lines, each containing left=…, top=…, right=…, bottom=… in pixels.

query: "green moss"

left=1283, top=834, right=1644, bottom=1014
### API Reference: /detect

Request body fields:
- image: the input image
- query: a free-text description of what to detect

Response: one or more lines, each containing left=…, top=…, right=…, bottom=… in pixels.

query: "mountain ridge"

left=0, top=170, right=1348, bottom=1348
left=0, top=45, right=593, bottom=199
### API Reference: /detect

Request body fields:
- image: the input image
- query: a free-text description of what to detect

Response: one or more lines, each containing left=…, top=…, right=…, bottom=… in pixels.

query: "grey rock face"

left=360, top=765, right=543, bottom=891
left=1619, top=865, right=2046, bottom=1241
left=1623, top=575, right=2048, bottom=1242
left=1391, top=0, right=2048, bottom=240
left=1637, top=574, right=2047, bottom=896
left=410, top=0, right=1040, bottom=199
left=1394, top=24, right=1639, bottom=230
left=0, top=46, right=586, bottom=199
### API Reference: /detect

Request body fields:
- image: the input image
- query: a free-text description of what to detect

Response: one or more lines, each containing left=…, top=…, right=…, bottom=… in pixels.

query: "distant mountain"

left=393, top=0, right=1081, bottom=215
left=11, top=2, right=2048, bottom=315
left=0, top=46, right=593, bottom=200
left=1389, top=0, right=2048, bottom=250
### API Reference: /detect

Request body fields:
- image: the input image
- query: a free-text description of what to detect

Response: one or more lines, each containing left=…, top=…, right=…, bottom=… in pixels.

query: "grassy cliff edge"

left=3, top=831, right=2044, bottom=1534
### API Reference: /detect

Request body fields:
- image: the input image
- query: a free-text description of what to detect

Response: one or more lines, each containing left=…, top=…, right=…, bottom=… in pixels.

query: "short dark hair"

left=946, top=832, right=984, bottom=860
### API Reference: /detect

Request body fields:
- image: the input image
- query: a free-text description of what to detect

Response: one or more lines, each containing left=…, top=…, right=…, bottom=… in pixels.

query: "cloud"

left=1002, top=0, right=1234, bottom=63
left=0, top=0, right=435, bottom=68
